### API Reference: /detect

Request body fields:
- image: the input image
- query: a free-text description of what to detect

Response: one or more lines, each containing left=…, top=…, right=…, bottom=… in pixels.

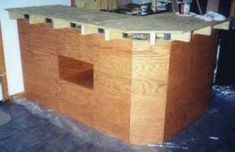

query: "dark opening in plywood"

left=58, top=55, right=93, bottom=89
left=45, top=18, right=53, bottom=24
left=24, top=14, right=29, bottom=21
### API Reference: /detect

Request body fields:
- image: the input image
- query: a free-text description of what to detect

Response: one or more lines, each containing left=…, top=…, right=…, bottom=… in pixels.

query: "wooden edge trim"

left=193, top=26, right=212, bottom=36
left=213, top=21, right=230, bottom=30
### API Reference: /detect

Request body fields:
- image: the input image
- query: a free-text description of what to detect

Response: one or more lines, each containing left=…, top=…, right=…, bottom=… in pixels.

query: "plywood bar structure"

left=8, top=5, right=229, bottom=145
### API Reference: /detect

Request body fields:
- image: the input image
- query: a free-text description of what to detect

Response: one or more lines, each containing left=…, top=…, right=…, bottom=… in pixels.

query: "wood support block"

left=213, top=21, right=230, bottom=30
left=8, top=11, right=24, bottom=20
left=193, top=26, right=212, bottom=36
left=29, top=15, right=46, bottom=24
left=18, top=19, right=219, bottom=145
left=53, top=19, right=70, bottom=29
left=81, top=25, right=98, bottom=35
left=171, top=32, right=192, bottom=42
left=104, top=29, right=123, bottom=41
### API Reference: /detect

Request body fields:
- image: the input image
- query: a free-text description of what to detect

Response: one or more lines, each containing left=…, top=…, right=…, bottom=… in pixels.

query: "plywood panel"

left=18, top=19, right=132, bottom=143
left=93, top=92, right=130, bottom=142
left=164, top=32, right=218, bottom=140
left=94, top=71, right=131, bottom=98
left=129, top=95, right=166, bottom=144
left=21, top=51, right=60, bottom=109
left=66, top=31, right=100, bottom=64
left=94, top=48, right=132, bottom=79
left=19, top=21, right=68, bottom=56
left=58, top=80, right=94, bottom=126
left=18, top=18, right=219, bottom=145
left=129, top=41, right=171, bottom=144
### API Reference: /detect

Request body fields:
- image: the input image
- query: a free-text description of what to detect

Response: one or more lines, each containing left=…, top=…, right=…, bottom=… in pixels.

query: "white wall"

left=0, top=81, right=3, bottom=101
left=0, top=0, right=70, bottom=96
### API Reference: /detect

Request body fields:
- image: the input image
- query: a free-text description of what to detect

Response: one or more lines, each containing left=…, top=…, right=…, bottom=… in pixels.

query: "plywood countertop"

left=7, top=5, right=230, bottom=43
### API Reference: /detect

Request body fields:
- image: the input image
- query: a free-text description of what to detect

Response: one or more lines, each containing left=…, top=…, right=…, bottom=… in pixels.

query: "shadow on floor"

left=0, top=86, right=235, bottom=152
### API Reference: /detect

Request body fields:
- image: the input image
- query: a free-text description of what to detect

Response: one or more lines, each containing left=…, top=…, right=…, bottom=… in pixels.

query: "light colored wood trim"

left=213, top=21, right=230, bottom=30
left=53, top=18, right=70, bottom=29
left=171, top=32, right=192, bottom=42
left=81, top=24, right=98, bottom=35
left=8, top=11, right=24, bottom=20
left=149, top=33, right=156, bottom=45
left=104, top=29, right=123, bottom=41
left=193, top=26, right=212, bottom=36
left=29, top=14, right=46, bottom=24
left=8, top=92, right=26, bottom=101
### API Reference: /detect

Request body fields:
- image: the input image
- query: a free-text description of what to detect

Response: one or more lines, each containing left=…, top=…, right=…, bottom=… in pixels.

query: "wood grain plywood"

left=18, top=18, right=219, bottom=145
left=129, top=41, right=171, bottom=144
left=94, top=71, right=131, bottom=98
left=93, top=92, right=130, bottom=142
left=93, top=39, right=132, bottom=141
left=20, top=21, right=68, bottom=56
left=21, top=51, right=60, bottom=109
left=58, top=80, right=94, bottom=126
left=129, top=95, right=166, bottom=144
left=18, top=20, right=61, bottom=109
left=65, top=31, right=101, bottom=64
left=18, top=19, right=132, bottom=143
left=164, top=32, right=218, bottom=140
left=94, top=48, right=132, bottom=79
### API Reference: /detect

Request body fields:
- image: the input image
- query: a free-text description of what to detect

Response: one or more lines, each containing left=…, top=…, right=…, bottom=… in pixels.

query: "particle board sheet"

left=7, top=5, right=129, bottom=26
left=103, top=13, right=222, bottom=33
left=7, top=5, right=227, bottom=34
left=74, top=0, right=118, bottom=10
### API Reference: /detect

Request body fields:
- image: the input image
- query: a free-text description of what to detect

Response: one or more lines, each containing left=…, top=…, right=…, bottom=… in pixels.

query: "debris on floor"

left=0, top=85, right=234, bottom=152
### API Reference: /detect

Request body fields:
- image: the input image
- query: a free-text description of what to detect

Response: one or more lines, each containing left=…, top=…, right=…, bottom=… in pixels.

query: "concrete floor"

left=0, top=86, right=234, bottom=152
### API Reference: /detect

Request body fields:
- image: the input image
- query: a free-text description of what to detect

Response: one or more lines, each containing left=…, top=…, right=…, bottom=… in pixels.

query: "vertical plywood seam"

left=162, top=42, right=173, bottom=141
left=128, top=41, right=134, bottom=143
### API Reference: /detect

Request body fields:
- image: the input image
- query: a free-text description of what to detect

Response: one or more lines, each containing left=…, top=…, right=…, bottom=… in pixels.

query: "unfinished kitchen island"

left=8, top=5, right=229, bottom=145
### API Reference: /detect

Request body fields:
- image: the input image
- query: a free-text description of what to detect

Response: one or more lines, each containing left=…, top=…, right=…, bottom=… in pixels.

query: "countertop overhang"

left=7, top=5, right=230, bottom=44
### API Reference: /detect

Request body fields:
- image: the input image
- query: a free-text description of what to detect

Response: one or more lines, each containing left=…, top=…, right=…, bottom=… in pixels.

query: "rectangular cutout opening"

left=58, top=56, right=93, bottom=89
left=24, top=14, right=30, bottom=21
left=122, top=33, right=128, bottom=38
left=45, top=18, right=53, bottom=24
left=98, top=28, right=105, bottom=34
left=70, top=22, right=81, bottom=30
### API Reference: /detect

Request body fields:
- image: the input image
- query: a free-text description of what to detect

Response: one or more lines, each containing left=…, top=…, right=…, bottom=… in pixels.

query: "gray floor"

left=0, top=86, right=235, bottom=152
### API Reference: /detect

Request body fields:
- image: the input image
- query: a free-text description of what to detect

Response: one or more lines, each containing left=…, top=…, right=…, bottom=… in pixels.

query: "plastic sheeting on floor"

left=0, top=85, right=234, bottom=152
left=0, top=110, right=11, bottom=126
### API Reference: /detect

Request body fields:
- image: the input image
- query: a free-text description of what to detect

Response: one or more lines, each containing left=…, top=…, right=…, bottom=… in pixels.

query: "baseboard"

left=7, top=92, right=25, bottom=101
